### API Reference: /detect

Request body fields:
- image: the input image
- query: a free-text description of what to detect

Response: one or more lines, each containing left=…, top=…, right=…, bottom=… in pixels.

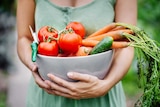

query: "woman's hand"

left=44, top=72, right=108, bottom=99
left=30, top=63, right=50, bottom=89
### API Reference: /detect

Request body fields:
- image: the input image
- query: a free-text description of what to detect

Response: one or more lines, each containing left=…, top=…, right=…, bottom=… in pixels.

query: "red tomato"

left=38, top=41, right=59, bottom=56
left=38, top=26, right=58, bottom=42
left=58, top=31, right=82, bottom=53
left=66, top=21, right=86, bottom=38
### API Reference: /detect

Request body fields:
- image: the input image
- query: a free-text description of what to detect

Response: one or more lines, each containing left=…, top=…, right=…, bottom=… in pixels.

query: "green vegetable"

left=31, top=42, right=38, bottom=62
left=89, top=36, right=113, bottom=55
left=116, top=23, right=160, bottom=107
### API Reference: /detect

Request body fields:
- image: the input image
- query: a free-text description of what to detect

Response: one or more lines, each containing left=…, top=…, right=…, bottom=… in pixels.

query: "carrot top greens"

left=117, top=23, right=160, bottom=107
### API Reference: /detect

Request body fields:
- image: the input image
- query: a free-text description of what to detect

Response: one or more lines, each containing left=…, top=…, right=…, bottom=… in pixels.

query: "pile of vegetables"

left=35, top=22, right=133, bottom=57
left=31, top=22, right=160, bottom=107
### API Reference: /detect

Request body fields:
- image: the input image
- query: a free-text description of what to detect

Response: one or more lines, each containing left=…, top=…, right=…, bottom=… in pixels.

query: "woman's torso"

left=35, top=0, right=116, bottom=37
left=27, top=0, right=126, bottom=107
left=49, top=0, right=94, bottom=7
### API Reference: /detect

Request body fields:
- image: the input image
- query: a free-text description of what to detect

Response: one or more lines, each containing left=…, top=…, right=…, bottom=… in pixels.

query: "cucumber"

left=89, top=36, right=113, bottom=55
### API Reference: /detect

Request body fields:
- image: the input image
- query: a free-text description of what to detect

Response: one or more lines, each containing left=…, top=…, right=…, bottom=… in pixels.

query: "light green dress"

left=27, top=0, right=127, bottom=107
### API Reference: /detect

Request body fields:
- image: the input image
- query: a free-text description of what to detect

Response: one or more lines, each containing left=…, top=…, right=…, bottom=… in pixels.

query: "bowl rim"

left=37, top=49, right=114, bottom=59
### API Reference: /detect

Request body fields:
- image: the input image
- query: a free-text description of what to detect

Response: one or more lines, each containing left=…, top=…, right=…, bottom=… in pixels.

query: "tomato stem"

left=47, top=26, right=57, bottom=33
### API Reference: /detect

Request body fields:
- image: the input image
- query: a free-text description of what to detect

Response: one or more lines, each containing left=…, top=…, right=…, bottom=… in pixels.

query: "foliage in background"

left=138, top=0, right=160, bottom=42
left=0, top=1, right=16, bottom=107
left=0, top=92, right=7, bottom=107
left=0, top=0, right=16, bottom=13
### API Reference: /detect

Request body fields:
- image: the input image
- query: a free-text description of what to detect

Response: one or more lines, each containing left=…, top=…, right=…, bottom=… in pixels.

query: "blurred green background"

left=0, top=0, right=160, bottom=107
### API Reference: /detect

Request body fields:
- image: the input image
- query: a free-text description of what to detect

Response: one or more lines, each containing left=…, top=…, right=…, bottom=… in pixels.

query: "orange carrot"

left=75, top=46, right=93, bottom=56
left=110, top=26, right=126, bottom=31
left=86, top=29, right=133, bottom=41
left=82, top=39, right=99, bottom=47
left=87, top=23, right=117, bottom=38
left=111, top=41, right=130, bottom=49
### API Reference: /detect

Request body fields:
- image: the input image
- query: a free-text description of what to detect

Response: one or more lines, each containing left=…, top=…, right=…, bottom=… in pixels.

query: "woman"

left=17, top=0, right=137, bottom=107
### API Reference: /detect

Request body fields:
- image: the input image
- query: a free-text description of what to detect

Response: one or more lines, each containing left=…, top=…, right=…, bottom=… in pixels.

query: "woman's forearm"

left=16, top=0, right=35, bottom=70
left=103, top=47, right=134, bottom=90
left=102, top=0, right=137, bottom=91
left=17, top=36, right=34, bottom=70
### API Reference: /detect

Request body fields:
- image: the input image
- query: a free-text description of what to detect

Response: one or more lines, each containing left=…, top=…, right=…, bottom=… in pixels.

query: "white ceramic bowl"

left=36, top=50, right=114, bottom=82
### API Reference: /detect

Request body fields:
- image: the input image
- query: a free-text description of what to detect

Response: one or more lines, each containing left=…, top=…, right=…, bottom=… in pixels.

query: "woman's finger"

left=53, top=90, right=80, bottom=99
left=45, top=80, right=73, bottom=95
left=44, top=88, right=80, bottom=99
left=67, top=72, right=98, bottom=82
left=31, top=64, right=50, bottom=89
left=47, top=74, right=73, bottom=89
